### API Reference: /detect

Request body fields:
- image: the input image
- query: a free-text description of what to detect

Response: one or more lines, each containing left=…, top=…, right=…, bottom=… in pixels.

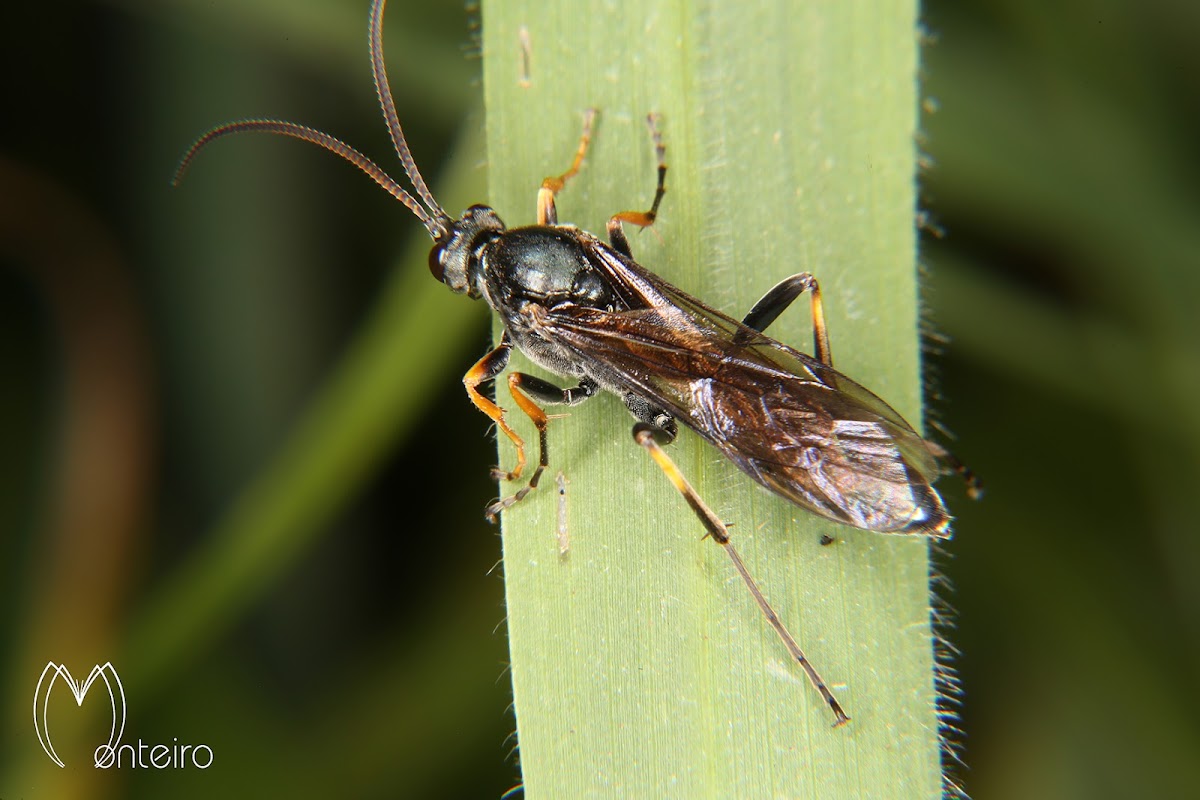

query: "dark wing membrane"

left=537, top=252, right=946, bottom=533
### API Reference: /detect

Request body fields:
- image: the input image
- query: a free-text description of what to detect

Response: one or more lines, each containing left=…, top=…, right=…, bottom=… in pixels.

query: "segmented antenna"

left=173, top=0, right=451, bottom=242
left=369, top=0, right=449, bottom=228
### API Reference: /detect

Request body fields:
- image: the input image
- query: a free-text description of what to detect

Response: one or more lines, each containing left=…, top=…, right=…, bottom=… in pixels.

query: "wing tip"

left=904, top=482, right=954, bottom=539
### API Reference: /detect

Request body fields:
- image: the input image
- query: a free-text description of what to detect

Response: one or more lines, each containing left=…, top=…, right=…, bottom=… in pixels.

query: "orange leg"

left=463, top=339, right=528, bottom=485
left=485, top=373, right=597, bottom=521
left=484, top=373, right=550, bottom=521
left=606, top=113, right=667, bottom=257
left=537, top=108, right=597, bottom=226
left=633, top=423, right=851, bottom=727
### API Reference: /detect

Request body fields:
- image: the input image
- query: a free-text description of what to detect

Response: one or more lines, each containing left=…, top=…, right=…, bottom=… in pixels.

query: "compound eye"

left=428, top=244, right=446, bottom=283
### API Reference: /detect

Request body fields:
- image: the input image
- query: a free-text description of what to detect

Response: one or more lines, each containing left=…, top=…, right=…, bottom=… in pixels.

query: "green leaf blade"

left=482, top=1, right=941, bottom=797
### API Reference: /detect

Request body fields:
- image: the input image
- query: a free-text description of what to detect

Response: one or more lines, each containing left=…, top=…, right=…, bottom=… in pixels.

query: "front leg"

left=606, top=113, right=667, bottom=258
left=485, top=374, right=598, bottom=521
left=537, top=109, right=597, bottom=226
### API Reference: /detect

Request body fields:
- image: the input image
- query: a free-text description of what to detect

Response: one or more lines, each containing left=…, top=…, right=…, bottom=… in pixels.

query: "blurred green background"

left=1, top=1, right=1197, bottom=798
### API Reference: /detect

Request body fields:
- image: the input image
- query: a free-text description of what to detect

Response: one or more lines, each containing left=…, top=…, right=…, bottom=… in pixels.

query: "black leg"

left=516, top=374, right=597, bottom=406
left=737, top=272, right=832, bottom=366
left=923, top=439, right=985, bottom=500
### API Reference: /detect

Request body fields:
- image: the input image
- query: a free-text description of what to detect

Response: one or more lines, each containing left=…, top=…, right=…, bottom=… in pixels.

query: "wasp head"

left=428, top=206, right=507, bottom=296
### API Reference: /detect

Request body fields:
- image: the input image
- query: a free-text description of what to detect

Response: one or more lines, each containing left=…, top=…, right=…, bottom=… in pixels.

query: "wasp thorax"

left=481, top=227, right=614, bottom=311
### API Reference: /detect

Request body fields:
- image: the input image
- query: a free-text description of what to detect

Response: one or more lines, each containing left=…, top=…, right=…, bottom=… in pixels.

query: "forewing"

left=535, top=252, right=944, bottom=532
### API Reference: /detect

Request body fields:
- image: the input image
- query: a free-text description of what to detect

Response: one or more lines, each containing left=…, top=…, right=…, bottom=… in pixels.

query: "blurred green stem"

left=123, top=124, right=488, bottom=693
